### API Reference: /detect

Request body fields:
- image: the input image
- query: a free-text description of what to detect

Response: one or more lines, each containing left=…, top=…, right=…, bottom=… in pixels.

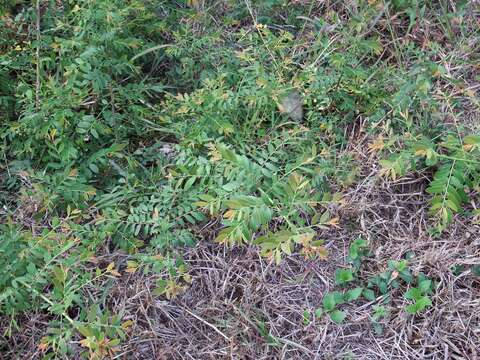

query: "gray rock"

left=278, top=90, right=303, bottom=122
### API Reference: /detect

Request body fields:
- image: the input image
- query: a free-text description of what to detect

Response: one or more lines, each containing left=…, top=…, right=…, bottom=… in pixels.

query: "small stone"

left=278, top=90, right=303, bottom=122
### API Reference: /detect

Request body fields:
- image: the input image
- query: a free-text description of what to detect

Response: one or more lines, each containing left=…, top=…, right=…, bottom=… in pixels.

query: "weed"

left=1, top=0, right=478, bottom=357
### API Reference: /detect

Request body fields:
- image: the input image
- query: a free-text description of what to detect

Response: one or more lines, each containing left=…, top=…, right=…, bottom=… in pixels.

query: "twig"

left=182, top=307, right=230, bottom=341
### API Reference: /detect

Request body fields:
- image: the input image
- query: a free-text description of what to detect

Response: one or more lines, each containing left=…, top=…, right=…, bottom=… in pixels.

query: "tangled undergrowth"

left=0, top=1, right=479, bottom=359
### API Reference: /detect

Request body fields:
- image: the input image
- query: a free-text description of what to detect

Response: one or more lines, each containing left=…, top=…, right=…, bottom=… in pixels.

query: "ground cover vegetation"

left=0, top=0, right=479, bottom=358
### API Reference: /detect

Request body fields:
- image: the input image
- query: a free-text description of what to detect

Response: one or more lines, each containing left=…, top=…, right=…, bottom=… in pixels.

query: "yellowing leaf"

left=125, top=261, right=138, bottom=274
left=301, top=244, right=328, bottom=260
left=415, top=149, right=427, bottom=157
left=165, top=280, right=184, bottom=299
left=368, top=136, right=385, bottom=153
left=207, top=143, right=221, bottom=162
left=109, top=269, right=121, bottom=277
left=85, top=187, right=97, bottom=196
left=316, top=246, right=329, bottom=259
left=79, top=337, right=93, bottom=349
left=38, top=337, right=49, bottom=352
left=465, top=89, right=475, bottom=98
left=106, top=262, right=121, bottom=276
left=223, top=209, right=236, bottom=220
left=176, top=106, right=189, bottom=114
left=187, top=0, right=201, bottom=10
left=327, top=217, right=340, bottom=227
left=121, top=320, right=134, bottom=330
left=193, top=201, right=208, bottom=207
left=183, top=273, right=192, bottom=283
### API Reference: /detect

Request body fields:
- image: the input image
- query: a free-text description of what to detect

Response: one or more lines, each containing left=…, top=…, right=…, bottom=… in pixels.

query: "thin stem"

left=35, top=0, right=41, bottom=110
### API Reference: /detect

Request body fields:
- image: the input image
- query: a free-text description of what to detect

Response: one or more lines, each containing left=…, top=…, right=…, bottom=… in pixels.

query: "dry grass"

left=6, top=168, right=478, bottom=360
left=114, top=176, right=479, bottom=359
